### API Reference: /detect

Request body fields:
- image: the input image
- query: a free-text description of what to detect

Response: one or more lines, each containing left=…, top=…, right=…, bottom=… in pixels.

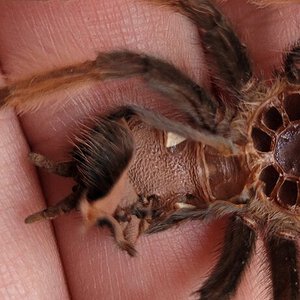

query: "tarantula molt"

left=1, top=0, right=300, bottom=299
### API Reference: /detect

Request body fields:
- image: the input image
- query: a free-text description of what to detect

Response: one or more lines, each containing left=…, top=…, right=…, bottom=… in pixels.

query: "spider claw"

left=24, top=209, right=57, bottom=224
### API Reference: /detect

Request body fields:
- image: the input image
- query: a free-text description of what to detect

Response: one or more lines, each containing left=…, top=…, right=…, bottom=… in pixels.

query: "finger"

left=0, top=1, right=210, bottom=299
left=0, top=108, right=69, bottom=299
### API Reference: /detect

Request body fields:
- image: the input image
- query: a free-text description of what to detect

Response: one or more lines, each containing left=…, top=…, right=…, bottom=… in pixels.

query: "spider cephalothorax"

left=0, top=0, right=300, bottom=299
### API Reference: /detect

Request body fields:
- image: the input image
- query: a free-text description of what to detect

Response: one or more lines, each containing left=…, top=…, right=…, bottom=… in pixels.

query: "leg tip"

left=119, top=241, right=137, bottom=257
left=24, top=212, right=45, bottom=224
left=28, top=152, right=39, bottom=161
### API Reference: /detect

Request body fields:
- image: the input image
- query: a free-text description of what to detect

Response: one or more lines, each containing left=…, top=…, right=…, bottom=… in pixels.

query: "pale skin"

left=0, top=1, right=299, bottom=299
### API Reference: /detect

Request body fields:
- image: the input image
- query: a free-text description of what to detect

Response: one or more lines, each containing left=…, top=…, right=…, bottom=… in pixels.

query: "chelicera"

left=0, top=0, right=300, bottom=299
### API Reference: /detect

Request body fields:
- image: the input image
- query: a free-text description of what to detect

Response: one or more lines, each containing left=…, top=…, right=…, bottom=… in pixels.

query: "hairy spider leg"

left=146, top=0, right=252, bottom=92
left=72, top=116, right=151, bottom=256
left=26, top=117, right=138, bottom=255
left=25, top=185, right=83, bottom=223
left=198, top=216, right=256, bottom=300
left=146, top=201, right=257, bottom=299
left=25, top=118, right=135, bottom=224
left=146, top=200, right=246, bottom=234
left=25, top=154, right=78, bottom=222
left=114, top=195, right=155, bottom=245
left=267, top=237, right=299, bottom=300
left=29, top=152, right=75, bottom=177
left=25, top=99, right=235, bottom=253
left=72, top=117, right=134, bottom=201
left=0, top=51, right=234, bottom=154
left=122, top=215, right=147, bottom=245
left=145, top=0, right=254, bottom=145
left=285, top=41, right=300, bottom=84
left=96, top=213, right=137, bottom=257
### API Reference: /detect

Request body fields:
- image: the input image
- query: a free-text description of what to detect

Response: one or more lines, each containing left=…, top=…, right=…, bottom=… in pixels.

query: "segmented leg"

left=115, top=195, right=155, bottom=245
left=198, top=216, right=256, bottom=300
left=1, top=51, right=217, bottom=126
left=146, top=200, right=246, bottom=234
left=110, top=103, right=233, bottom=154
left=29, top=152, right=75, bottom=177
left=72, top=117, right=138, bottom=255
left=0, top=51, right=218, bottom=122
left=147, top=0, right=252, bottom=91
left=0, top=51, right=236, bottom=153
left=285, top=41, right=300, bottom=84
left=26, top=118, right=135, bottom=224
left=122, top=215, right=146, bottom=245
left=97, top=214, right=137, bottom=257
left=25, top=185, right=83, bottom=223
left=267, top=237, right=299, bottom=300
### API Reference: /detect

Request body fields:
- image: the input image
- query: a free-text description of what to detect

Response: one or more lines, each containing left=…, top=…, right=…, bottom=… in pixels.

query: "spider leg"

left=26, top=118, right=135, bottom=226
left=97, top=213, right=137, bottom=257
left=146, top=200, right=246, bottom=234
left=115, top=195, right=154, bottom=245
left=1, top=51, right=235, bottom=154
left=24, top=185, right=83, bottom=223
left=146, top=199, right=256, bottom=299
left=285, top=41, right=300, bottom=84
left=146, top=0, right=252, bottom=92
left=122, top=215, right=147, bottom=245
left=29, top=152, right=75, bottom=177
left=72, top=117, right=135, bottom=201
left=109, top=104, right=234, bottom=154
left=266, top=237, right=299, bottom=300
left=198, top=216, right=256, bottom=300
left=2, top=51, right=217, bottom=125
left=64, top=117, right=138, bottom=256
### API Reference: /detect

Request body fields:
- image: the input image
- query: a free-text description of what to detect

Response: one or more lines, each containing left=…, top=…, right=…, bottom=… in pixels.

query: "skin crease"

left=0, top=0, right=299, bottom=299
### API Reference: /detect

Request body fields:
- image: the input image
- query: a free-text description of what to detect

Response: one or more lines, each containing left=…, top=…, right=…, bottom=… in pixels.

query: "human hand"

left=0, top=1, right=299, bottom=299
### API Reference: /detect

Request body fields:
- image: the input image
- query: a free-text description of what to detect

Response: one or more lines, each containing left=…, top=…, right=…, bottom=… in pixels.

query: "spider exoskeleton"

left=0, top=0, right=300, bottom=299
